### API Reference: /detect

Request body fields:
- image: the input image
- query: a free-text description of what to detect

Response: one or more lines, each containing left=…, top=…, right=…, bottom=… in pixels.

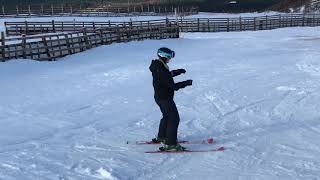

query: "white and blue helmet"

left=157, top=47, right=175, bottom=59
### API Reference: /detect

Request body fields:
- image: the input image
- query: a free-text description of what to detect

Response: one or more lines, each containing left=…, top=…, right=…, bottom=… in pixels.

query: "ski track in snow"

left=1, top=21, right=320, bottom=179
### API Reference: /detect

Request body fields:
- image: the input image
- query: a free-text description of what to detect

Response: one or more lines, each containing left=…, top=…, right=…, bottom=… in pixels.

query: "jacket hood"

left=149, top=60, right=162, bottom=73
left=149, top=59, right=169, bottom=73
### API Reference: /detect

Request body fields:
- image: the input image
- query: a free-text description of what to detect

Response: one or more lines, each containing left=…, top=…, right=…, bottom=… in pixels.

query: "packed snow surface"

left=1, top=16, right=320, bottom=179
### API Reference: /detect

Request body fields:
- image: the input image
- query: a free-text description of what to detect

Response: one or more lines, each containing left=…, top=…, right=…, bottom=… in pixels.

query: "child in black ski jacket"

left=149, top=47, right=192, bottom=151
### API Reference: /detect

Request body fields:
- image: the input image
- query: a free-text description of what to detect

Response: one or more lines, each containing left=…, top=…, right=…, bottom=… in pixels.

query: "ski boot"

left=159, top=144, right=186, bottom=151
left=152, top=137, right=166, bottom=144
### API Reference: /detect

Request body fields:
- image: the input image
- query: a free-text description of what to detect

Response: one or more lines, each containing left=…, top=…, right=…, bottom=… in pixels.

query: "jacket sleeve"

left=170, top=70, right=181, bottom=77
left=157, top=68, right=186, bottom=91
left=171, top=69, right=186, bottom=77
left=174, top=81, right=190, bottom=90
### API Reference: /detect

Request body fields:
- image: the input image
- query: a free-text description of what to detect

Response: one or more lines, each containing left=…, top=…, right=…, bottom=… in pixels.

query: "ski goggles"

left=158, top=50, right=175, bottom=59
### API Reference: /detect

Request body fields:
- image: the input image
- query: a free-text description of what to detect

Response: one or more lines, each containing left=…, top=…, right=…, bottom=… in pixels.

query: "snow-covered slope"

left=1, top=26, right=320, bottom=179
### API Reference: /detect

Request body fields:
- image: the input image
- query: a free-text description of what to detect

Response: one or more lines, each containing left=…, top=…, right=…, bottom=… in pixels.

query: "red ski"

left=130, top=138, right=215, bottom=145
left=145, top=147, right=225, bottom=154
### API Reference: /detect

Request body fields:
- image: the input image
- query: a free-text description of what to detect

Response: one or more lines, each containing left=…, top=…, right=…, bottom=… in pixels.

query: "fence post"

left=116, top=24, right=121, bottom=42
left=279, top=14, right=281, bottom=28
left=98, top=29, right=104, bottom=45
left=165, top=17, right=169, bottom=27
left=4, top=22, right=9, bottom=36
left=70, top=6, right=73, bottom=14
left=55, top=35, right=62, bottom=57
left=180, top=16, right=183, bottom=32
left=227, top=18, right=230, bottom=32
left=22, top=34, right=26, bottom=59
left=130, top=18, right=133, bottom=30
left=239, top=16, right=242, bottom=31
left=136, top=21, right=141, bottom=40
left=254, top=17, right=256, bottom=31
left=2, top=6, right=4, bottom=15
left=302, top=14, right=305, bottom=26
left=1, top=32, right=5, bottom=46
left=52, top=20, right=56, bottom=33
left=197, top=18, right=200, bottom=32
left=42, top=37, right=51, bottom=60
left=41, top=4, right=44, bottom=15
left=1, top=32, right=5, bottom=61
left=265, top=15, right=268, bottom=30
left=313, top=14, right=316, bottom=26
left=35, top=40, right=41, bottom=59
left=24, top=21, right=29, bottom=35
left=147, top=21, right=152, bottom=39
left=213, top=21, right=216, bottom=32
left=51, top=5, right=54, bottom=16
left=176, top=23, right=180, bottom=38
left=83, top=28, right=91, bottom=49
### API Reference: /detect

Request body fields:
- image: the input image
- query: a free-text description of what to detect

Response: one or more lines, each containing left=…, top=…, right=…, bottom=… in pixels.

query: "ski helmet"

left=157, top=47, right=175, bottom=59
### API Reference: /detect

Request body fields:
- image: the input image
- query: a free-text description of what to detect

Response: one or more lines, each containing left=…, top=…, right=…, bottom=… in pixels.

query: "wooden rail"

left=2, top=14, right=320, bottom=62
left=5, top=19, right=172, bottom=36
left=178, top=14, right=320, bottom=32
left=0, top=23, right=179, bottom=61
left=0, top=5, right=198, bottom=18
left=6, top=14, right=320, bottom=37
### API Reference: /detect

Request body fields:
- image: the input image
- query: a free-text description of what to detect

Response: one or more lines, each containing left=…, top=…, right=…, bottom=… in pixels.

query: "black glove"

left=185, top=79, right=192, bottom=86
left=177, top=69, right=186, bottom=74
left=176, top=79, right=193, bottom=90
left=171, top=69, right=186, bottom=77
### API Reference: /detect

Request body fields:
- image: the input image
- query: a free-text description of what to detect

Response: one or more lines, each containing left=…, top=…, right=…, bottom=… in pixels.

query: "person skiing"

left=149, top=47, right=193, bottom=151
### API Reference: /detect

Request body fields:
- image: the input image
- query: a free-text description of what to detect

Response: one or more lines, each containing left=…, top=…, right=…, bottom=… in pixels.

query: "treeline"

left=202, top=0, right=281, bottom=12
left=148, top=0, right=284, bottom=12
left=0, top=0, right=288, bottom=12
left=271, top=0, right=309, bottom=12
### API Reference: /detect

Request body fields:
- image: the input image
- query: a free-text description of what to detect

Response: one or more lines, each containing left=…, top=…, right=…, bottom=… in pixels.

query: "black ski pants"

left=156, top=99, right=180, bottom=145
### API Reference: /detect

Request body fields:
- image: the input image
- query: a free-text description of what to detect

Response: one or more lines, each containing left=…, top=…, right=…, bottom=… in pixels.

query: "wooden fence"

left=5, top=14, right=320, bottom=37
left=0, top=5, right=198, bottom=18
left=178, top=14, right=320, bottom=32
left=0, top=23, right=179, bottom=61
left=5, top=19, right=173, bottom=36
left=2, top=14, right=320, bottom=62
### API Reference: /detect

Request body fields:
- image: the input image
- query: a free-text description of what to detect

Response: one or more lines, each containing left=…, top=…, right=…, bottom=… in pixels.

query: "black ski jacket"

left=149, top=59, right=189, bottom=101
